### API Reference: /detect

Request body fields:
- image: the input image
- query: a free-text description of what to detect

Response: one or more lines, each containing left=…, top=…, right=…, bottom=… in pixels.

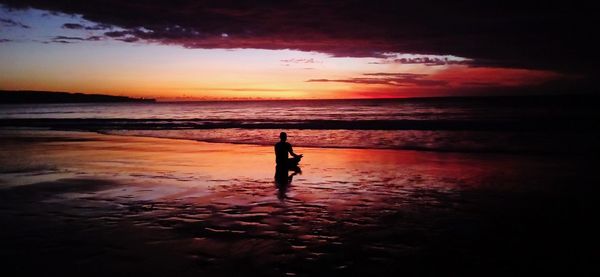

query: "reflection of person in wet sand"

left=274, top=132, right=302, bottom=200
left=274, top=165, right=301, bottom=200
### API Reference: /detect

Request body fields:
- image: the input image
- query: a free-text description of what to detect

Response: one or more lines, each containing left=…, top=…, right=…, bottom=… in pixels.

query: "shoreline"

left=2, top=126, right=595, bottom=157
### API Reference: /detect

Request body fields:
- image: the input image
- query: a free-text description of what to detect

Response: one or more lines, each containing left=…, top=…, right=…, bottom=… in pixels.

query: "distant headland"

left=0, top=90, right=155, bottom=104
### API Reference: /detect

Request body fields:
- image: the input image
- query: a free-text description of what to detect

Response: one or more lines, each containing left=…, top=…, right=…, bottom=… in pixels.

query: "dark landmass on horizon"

left=0, top=90, right=155, bottom=104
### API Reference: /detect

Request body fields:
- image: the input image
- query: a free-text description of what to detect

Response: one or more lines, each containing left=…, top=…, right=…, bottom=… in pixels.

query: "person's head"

left=279, top=132, right=287, bottom=142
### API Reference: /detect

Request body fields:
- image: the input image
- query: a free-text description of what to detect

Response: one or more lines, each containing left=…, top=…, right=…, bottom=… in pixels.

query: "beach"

left=2, top=1, right=597, bottom=275
left=0, top=129, right=594, bottom=276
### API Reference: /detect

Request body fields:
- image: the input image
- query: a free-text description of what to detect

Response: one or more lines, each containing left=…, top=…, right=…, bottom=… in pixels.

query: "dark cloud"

left=0, top=0, right=596, bottom=76
left=116, top=36, right=139, bottom=43
left=48, top=35, right=103, bottom=43
left=86, top=35, right=102, bottom=41
left=62, top=22, right=111, bottom=30
left=0, top=38, right=11, bottom=43
left=104, top=30, right=148, bottom=43
left=61, top=23, right=84, bottom=29
left=47, top=40, right=72, bottom=44
left=369, top=57, right=472, bottom=66
left=307, top=73, right=448, bottom=87
left=53, top=36, right=85, bottom=41
left=0, top=17, right=29, bottom=28
left=104, top=31, right=128, bottom=37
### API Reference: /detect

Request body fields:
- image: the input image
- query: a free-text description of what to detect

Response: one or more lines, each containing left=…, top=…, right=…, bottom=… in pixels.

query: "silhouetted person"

left=274, top=132, right=302, bottom=167
left=274, top=132, right=302, bottom=200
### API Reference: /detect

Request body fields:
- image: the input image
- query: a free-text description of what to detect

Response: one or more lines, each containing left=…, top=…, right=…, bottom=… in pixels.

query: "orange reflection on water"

left=1, top=129, right=565, bottom=209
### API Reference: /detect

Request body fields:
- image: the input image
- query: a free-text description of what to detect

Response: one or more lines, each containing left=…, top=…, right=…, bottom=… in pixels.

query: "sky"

left=0, top=1, right=594, bottom=100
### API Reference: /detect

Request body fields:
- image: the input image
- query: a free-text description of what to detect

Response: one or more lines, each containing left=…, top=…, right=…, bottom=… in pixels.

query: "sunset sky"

left=0, top=1, right=593, bottom=100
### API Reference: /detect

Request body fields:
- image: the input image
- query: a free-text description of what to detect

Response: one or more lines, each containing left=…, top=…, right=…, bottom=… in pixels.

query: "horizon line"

left=1, top=89, right=595, bottom=103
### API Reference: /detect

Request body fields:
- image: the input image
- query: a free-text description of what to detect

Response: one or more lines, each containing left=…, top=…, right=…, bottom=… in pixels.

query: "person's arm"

left=288, top=144, right=302, bottom=158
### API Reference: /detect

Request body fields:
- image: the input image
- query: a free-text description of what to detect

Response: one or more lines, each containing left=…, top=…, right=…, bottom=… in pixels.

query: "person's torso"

left=274, top=142, right=290, bottom=163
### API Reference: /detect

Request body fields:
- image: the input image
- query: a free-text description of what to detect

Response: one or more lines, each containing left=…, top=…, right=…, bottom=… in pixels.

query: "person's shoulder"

left=275, top=141, right=291, bottom=147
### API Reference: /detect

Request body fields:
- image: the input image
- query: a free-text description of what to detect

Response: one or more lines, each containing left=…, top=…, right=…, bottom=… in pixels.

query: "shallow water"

left=1, top=96, right=597, bottom=154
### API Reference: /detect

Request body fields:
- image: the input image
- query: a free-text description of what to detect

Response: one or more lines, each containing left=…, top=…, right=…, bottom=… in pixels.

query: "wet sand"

left=0, top=129, right=594, bottom=276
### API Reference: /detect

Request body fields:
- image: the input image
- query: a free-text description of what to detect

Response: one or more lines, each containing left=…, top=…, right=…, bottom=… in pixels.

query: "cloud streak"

left=307, top=73, right=448, bottom=87
left=369, top=56, right=472, bottom=66
left=47, top=35, right=103, bottom=44
left=280, top=58, right=321, bottom=64
left=61, top=23, right=111, bottom=30
left=0, top=17, right=29, bottom=28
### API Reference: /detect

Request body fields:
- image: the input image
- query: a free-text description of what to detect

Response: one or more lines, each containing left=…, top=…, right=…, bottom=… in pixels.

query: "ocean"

left=1, top=96, right=597, bottom=154
left=1, top=96, right=596, bottom=275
